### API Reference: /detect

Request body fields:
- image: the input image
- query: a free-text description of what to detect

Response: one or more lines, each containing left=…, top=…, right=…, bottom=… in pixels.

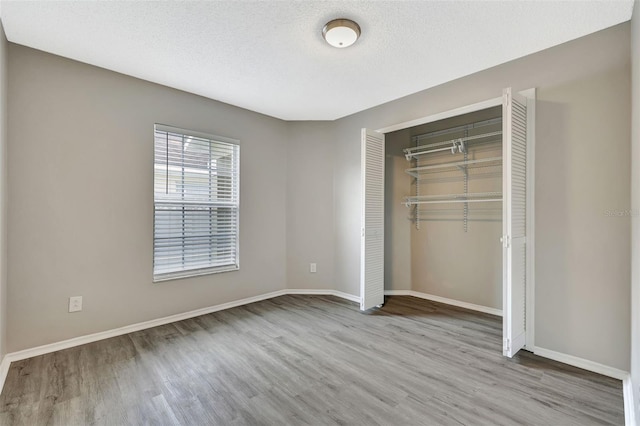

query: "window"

left=153, top=125, right=240, bottom=281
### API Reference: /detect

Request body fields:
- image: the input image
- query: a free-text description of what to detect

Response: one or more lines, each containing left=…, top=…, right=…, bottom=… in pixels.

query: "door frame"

left=373, top=91, right=536, bottom=350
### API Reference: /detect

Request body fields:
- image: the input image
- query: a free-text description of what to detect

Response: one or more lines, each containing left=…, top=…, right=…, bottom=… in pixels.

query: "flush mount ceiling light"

left=322, top=19, right=361, bottom=48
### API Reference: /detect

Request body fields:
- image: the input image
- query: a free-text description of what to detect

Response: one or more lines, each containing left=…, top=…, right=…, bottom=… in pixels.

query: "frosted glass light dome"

left=322, top=19, right=361, bottom=48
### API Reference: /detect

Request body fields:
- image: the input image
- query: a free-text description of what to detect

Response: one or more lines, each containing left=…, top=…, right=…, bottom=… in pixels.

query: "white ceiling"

left=0, top=1, right=634, bottom=121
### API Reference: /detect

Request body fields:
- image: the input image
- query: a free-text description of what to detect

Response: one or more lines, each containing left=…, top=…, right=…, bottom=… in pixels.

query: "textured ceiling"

left=0, top=1, right=634, bottom=120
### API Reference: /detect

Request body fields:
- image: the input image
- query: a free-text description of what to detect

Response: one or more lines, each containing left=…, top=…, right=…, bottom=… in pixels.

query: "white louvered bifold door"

left=502, top=88, right=527, bottom=357
left=360, top=129, right=385, bottom=311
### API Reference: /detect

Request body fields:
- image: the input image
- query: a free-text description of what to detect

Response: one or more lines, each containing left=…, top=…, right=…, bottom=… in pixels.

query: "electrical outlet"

left=69, top=296, right=82, bottom=313
left=310, top=263, right=317, bottom=273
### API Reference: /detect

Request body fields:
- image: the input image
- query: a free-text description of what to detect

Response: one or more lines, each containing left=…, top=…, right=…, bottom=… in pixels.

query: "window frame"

left=152, top=124, right=240, bottom=282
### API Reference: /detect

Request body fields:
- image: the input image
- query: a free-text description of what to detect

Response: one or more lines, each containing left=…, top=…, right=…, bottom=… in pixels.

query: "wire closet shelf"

left=402, top=117, right=503, bottom=230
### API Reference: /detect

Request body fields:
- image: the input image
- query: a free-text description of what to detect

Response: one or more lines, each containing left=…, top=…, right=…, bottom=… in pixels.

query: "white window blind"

left=153, top=124, right=240, bottom=281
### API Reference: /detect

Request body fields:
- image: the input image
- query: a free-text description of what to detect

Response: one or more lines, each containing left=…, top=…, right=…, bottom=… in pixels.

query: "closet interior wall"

left=385, top=129, right=413, bottom=292
left=384, top=107, right=503, bottom=310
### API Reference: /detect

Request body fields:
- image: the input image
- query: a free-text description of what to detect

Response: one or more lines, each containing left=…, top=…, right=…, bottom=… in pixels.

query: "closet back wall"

left=7, top=44, right=289, bottom=352
left=387, top=109, right=503, bottom=310
left=385, top=107, right=502, bottom=309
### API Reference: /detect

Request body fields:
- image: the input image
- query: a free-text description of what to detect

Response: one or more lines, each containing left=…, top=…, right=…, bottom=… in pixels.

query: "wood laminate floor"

left=0, top=295, right=625, bottom=425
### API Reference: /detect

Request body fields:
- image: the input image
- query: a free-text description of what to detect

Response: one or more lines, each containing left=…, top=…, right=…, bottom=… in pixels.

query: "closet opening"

left=386, top=105, right=503, bottom=313
left=360, top=90, right=535, bottom=358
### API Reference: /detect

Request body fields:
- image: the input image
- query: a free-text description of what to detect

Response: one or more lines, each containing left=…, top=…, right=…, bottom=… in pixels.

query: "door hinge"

left=361, top=227, right=365, bottom=237
left=500, top=235, right=510, bottom=248
left=504, top=338, right=510, bottom=352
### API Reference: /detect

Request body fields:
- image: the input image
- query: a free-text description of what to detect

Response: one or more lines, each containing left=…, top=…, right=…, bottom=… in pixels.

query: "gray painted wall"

left=535, top=65, right=630, bottom=370
left=286, top=122, right=336, bottom=290
left=330, top=23, right=631, bottom=370
left=0, top=22, right=7, bottom=359
left=631, top=0, right=640, bottom=419
left=7, top=45, right=289, bottom=352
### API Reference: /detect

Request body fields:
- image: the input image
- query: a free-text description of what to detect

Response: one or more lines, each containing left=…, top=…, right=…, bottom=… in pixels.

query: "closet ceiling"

left=1, top=1, right=633, bottom=121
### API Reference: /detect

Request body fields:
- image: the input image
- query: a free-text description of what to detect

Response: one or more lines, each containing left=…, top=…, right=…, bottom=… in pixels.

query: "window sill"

left=153, top=265, right=239, bottom=283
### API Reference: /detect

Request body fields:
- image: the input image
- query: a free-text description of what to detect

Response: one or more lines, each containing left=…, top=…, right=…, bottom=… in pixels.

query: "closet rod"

left=409, top=145, right=457, bottom=156
left=404, top=131, right=502, bottom=160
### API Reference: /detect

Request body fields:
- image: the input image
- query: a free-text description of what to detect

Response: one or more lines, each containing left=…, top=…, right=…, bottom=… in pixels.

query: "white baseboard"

left=286, top=288, right=361, bottom=304
left=0, top=355, right=10, bottom=395
left=533, top=346, right=628, bottom=380
left=0, top=288, right=360, bottom=394
left=385, top=289, right=503, bottom=317
left=623, top=375, right=637, bottom=426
